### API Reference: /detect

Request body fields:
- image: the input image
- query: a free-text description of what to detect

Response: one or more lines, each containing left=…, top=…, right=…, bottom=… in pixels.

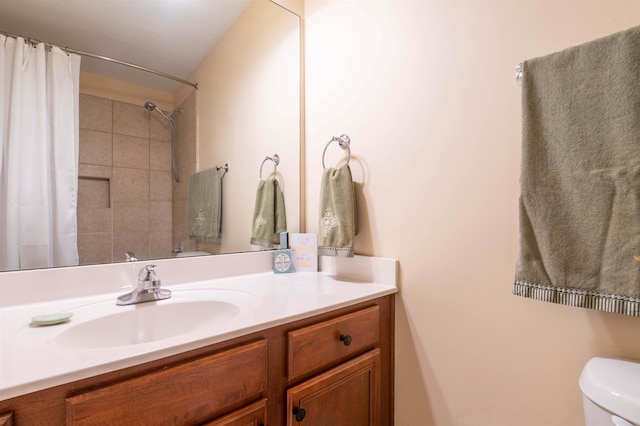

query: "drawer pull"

left=339, top=334, right=352, bottom=346
left=293, top=407, right=306, bottom=421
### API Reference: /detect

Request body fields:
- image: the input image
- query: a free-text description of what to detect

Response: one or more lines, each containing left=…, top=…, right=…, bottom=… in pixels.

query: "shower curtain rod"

left=1, top=31, right=198, bottom=89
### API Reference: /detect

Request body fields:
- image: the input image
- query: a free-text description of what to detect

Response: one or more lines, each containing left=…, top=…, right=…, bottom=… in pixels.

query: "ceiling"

left=0, top=0, right=253, bottom=92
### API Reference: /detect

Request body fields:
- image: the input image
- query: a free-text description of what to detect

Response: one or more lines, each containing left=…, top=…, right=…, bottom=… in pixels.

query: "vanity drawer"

left=287, top=305, right=380, bottom=381
left=66, top=340, right=267, bottom=425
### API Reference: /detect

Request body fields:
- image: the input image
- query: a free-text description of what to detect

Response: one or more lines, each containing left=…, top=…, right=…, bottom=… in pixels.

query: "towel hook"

left=515, top=63, right=523, bottom=86
left=216, top=163, right=229, bottom=179
left=260, top=154, right=280, bottom=179
left=322, top=134, right=351, bottom=169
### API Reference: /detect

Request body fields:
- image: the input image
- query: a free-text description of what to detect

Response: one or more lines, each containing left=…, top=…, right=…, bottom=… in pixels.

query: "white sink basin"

left=54, top=290, right=254, bottom=349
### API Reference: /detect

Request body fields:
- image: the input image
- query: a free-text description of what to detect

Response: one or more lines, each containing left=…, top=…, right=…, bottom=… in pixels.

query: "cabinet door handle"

left=339, top=334, right=352, bottom=346
left=293, top=407, right=306, bottom=421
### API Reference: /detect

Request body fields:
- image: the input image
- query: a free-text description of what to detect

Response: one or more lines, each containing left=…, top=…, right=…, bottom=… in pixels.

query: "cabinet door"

left=203, top=399, right=266, bottom=426
left=287, top=349, right=380, bottom=426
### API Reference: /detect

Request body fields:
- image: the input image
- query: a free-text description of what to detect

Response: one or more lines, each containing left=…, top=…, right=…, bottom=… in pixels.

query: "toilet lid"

left=579, top=357, right=640, bottom=424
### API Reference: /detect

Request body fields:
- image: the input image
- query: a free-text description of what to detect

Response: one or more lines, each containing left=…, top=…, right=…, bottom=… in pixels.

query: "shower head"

left=144, top=101, right=170, bottom=120
left=144, top=101, right=181, bottom=120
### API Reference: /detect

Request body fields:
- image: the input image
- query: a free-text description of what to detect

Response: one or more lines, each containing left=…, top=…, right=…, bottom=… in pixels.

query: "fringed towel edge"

left=513, top=280, right=640, bottom=317
left=318, top=246, right=354, bottom=258
left=249, top=237, right=274, bottom=249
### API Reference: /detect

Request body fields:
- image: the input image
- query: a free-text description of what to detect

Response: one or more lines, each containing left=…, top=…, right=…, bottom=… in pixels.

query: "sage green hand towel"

left=188, top=167, right=223, bottom=242
left=250, top=179, right=286, bottom=248
left=514, top=25, right=640, bottom=316
left=318, top=165, right=357, bottom=257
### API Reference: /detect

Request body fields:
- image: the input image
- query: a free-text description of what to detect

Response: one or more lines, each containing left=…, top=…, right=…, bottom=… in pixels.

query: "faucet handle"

left=138, top=264, right=157, bottom=282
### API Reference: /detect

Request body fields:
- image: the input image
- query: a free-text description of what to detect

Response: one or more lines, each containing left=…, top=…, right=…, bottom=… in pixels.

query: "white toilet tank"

left=579, top=357, right=640, bottom=426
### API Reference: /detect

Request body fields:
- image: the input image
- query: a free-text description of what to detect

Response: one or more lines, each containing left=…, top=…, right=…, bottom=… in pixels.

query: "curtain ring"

left=322, top=134, right=351, bottom=169
left=260, top=154, right=279, bottom=179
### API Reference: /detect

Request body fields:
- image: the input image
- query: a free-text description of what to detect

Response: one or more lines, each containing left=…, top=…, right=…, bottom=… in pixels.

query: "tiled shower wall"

left=171, top=92, right=198, bottom=254
left=77, top=93, right=196, bottom=265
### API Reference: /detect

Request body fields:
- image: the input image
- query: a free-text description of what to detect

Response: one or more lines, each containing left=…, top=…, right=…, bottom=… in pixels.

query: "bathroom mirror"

left=0, top=0, right=301, bottom=272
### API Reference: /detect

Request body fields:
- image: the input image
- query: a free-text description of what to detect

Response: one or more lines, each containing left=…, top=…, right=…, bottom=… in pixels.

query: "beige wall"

left=179, top=0, right=301, bottom=254
left=304, top=1, right=640, bottom=425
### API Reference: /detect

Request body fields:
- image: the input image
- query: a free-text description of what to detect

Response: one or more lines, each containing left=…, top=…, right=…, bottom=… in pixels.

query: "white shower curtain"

left=0, top=35, right=81, bottom=271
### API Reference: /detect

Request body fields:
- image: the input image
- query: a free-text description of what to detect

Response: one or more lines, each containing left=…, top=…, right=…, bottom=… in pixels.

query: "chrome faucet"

left=125, top=251, right=138, bottom=262
left=117, top=264, right=172, bottom=306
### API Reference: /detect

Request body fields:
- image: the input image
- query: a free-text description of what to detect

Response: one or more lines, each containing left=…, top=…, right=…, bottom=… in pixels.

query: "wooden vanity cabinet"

left=0, top=295, right=394, bottom=426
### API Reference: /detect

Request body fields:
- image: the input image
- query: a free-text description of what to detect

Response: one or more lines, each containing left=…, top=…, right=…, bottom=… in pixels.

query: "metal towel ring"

left=260, top=154, right=279, bottom=179
left=322, top=134, right=351, bottom=169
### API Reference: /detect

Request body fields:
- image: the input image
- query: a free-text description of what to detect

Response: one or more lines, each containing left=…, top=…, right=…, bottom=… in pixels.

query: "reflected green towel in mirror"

left=250, top=179, right=286, bottom=248
left=189, top=167, right=223, bottom=242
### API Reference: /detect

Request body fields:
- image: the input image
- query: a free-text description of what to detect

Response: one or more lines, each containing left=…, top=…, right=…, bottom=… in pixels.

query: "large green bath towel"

left=514, top=26, right=640, bottom=316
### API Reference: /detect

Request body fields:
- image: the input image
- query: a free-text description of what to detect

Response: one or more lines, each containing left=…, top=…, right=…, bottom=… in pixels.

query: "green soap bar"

left=31, top=312, right=73, bottom=326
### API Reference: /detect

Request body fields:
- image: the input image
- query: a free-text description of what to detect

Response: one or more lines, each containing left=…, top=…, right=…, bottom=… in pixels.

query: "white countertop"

left=0, top=253, right=397, bottom=400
